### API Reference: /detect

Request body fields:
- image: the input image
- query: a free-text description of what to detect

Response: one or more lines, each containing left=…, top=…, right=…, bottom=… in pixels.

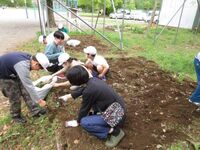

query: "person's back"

left=0, top=52, right=31, bottom=79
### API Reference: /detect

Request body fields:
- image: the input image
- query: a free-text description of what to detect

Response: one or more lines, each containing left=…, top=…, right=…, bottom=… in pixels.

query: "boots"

left=12, top=115, right=27, bottom=124
left=32, top=108, right=46, bottom=118
left=105, top=129, right=125, bottom=147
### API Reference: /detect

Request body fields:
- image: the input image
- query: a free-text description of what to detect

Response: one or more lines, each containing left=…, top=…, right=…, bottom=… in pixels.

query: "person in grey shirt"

left=0, top=52, right=50, bottom=123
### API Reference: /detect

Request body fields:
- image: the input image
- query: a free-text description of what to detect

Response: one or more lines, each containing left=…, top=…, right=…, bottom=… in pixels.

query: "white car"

left=126, top=10, right=147, bottom=21
left=145, top=11, right=159, bottom=23
left=109, top=9, right=130, bottom=19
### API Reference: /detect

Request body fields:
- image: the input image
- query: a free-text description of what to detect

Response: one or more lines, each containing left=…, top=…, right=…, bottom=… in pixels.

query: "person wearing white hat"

left=58, top=23, right=69, bottom=34
left=0, top=52, right=50, bottom=123
left=51, top=52, right=85, bottom=87
left=84, top=46, right=109, bottom=81
left=38, top=31, right=69, bottom=46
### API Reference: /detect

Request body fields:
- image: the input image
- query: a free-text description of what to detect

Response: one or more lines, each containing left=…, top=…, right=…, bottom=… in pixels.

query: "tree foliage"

left=77, top=0, right=161, bottom=14
left=0, top=0, right=32, bottom=7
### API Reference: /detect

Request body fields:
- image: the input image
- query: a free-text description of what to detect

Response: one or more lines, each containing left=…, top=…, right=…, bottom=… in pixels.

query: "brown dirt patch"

left=1, top=34, right=199, bottom=149
left=47, top=36, right=198, bottom=149
left=65, top=35, right=109, bottom=52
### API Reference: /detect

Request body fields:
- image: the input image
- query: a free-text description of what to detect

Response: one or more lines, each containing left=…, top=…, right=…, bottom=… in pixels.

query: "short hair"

left=66, top=65, right=89, bottom=86
left=32, top=55, right=37, bottom=61
left=53, top=31, right=64, bottom=40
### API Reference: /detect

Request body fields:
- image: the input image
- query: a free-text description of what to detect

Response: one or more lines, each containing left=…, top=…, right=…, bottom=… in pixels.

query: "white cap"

left=58, top=23, right=63, bottom=29
left=38, top=35, right=44, bottom=43
left=83, top=46, right=97, bottom=55
left=35, top=53, right=50, bottom=71
left=58, top=53, right=70, bottom=66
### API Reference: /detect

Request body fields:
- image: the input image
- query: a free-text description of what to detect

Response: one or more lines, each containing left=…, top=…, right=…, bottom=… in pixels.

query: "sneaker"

left=105, top=129, right=125, bottom=147
left=189, top=99, right=200, bottom=106
left=12, top=115, right=27, bottom=124
left=32, top=109, right=46, bottom=118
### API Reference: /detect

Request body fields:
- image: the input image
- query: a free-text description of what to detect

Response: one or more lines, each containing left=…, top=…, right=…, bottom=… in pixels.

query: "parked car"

left=109, top=9, right=130, bottom=19
left=128, top=10, right=147, bottom=21
left=145, top=11, right=159, bottom=23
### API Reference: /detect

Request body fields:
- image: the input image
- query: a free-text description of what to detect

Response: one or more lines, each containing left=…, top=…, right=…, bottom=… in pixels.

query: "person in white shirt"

left=83, top=46, right=109, bottom=81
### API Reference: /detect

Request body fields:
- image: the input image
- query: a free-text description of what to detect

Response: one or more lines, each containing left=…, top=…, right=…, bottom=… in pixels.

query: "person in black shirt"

left=66, top=65, right=126, bottom=147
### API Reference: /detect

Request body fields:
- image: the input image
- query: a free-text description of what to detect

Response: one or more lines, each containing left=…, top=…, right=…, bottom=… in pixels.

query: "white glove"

left=50, top=76, right=58, bottom=85
left=58, top=94, right=71, bottom=102
left=65, top=120, right=78, bottom=127
left=41, top=75, right=53, bottom=84
left=33, top=75, right=53, bottom=86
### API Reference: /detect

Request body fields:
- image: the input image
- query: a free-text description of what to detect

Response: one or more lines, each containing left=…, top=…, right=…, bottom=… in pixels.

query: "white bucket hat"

left=38, top=35, right=44, bottom=43
left=83, top=46, right=97, bottom=55
left=58, top=23, right=63, bottom=29
left=35, top=53, right=50, bottom=71
left=58, top=53, right=70, bottom=66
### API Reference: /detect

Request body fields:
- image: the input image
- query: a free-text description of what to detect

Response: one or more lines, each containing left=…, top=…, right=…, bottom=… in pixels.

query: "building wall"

left=159, top=0, right=198, bottom=29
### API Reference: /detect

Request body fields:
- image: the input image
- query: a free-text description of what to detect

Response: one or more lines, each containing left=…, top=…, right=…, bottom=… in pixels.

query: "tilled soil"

left=46, top=35, right=199, bottom=150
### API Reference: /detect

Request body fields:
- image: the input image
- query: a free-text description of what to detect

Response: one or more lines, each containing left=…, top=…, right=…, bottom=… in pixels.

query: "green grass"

left=95, top=25, right=200, bottom=81
left=0, top=115, right=59, bottom=149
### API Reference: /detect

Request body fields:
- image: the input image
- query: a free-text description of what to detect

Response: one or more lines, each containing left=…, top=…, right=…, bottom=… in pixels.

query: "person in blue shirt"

left=44, top=31, right=65, bottom=73
left=0, top=52, right=50, bottom=123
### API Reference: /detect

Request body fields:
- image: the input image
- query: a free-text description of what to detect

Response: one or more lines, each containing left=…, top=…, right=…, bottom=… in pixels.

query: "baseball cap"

left=35, top=53, right=50, bottom=71
left=83, top=46, right=97, bottom=55
left=58, top=53, right=70, bottom=66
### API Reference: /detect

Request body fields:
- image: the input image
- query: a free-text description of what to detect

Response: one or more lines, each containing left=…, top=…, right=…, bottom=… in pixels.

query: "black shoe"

left=12, top=115, right=27, bottom=124
left=32, top=109, right=46, bottom=118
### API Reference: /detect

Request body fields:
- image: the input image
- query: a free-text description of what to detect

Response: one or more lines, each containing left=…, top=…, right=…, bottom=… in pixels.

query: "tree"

left=126, top=0, right=136, bottom=10
left=46, top=0, right=56, bottom=27
left=146, top=0, right=158, bottom=36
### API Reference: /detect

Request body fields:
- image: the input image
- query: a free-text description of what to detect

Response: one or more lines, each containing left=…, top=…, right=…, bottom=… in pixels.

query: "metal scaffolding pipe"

left=55, top=0, right=121, bottom=50
left=44, top=5, right=86, bottom=33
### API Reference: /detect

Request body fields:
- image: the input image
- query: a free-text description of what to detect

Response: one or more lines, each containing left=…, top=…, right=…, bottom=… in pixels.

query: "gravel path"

left=0, top=8, right=40, bottom=55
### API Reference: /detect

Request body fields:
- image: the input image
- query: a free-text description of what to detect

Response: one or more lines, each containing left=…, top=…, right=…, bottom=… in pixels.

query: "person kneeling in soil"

left=189, top=52, right=200, bottom=111
left=52, top=53, right=92, bottom=91
left=65, top=65, right=126, bottom=147
left=84, top=46, right=109, bottom=81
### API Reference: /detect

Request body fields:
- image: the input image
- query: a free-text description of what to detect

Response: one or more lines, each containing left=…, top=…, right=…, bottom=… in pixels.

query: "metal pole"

left=55, top=0, right=121, bottom=50
left=154, top=1, right=186, bottom=42
left=91, top=0, right=94, bottom=29
left=24, top=0, right=28, bottom=19
left=121, top=0, right=126, bottom=50
left=45, top=0, right=50, bottom=35
left=41, top=0, right=46, bottom=35
left=94, top=10, right=101, bottom=29
left=194, top=0, right=200, bottom=33
left=103, top=0, right=106, bottom=34
left=36, top=0, right=43, bottom=34
left=153, top=0, right=163, bottom=44
left=110, top=0, right=122, bottom=49
left=45, top=5, right=86, bottom=33
left=174, top=0, right=186, bottom=44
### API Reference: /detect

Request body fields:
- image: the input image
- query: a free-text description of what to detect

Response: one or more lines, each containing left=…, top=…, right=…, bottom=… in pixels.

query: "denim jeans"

left=80, top=115, right=110, bottom=139
left=190, top=58, right=200, bottom=103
